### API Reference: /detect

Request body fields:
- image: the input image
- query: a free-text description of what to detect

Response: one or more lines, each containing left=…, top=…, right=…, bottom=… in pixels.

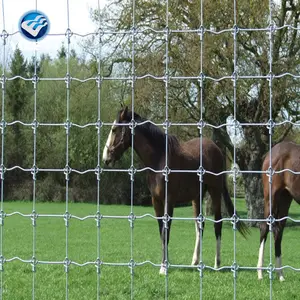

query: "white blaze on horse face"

left=276, top=256, right=285, bottom=282
left=257, top=240, right=265, bottom=280
left=192, top=222, right=200, bottom=265
left=214, top=236, right=221, bottom=269
left=102, top=120, right=116, bottom=162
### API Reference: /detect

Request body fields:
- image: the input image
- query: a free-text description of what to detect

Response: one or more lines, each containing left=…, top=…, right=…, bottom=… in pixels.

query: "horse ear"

left=120, top=105, right=128, bottom=120
left=120, top=101, right=124, bottom=109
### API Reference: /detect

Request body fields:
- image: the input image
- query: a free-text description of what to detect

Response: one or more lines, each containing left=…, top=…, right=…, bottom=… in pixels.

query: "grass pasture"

left=1, top=199, right=300, bottom=299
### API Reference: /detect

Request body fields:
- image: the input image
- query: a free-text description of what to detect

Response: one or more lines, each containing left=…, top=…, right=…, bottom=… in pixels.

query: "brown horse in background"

left=257, top=141, right=300, bottom=281
left=103, top=106, right=249, bottom=275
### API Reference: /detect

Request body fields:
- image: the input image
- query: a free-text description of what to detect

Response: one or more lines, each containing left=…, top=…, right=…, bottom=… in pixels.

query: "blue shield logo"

left=19, top=10, right=50, bottom=42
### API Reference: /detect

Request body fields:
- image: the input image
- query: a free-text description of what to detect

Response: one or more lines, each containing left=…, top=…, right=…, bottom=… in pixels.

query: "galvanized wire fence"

left=0, top=0, right=300, bottom=299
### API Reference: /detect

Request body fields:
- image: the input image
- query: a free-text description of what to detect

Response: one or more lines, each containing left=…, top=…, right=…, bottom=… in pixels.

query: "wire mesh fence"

left=0, top=0, right=300, bottom=299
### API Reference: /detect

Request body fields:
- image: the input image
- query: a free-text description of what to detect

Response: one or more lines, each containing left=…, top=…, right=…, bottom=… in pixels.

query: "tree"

left=6, top=47, right=32, bottom=167
left=89, top=0, right=300, bottom=224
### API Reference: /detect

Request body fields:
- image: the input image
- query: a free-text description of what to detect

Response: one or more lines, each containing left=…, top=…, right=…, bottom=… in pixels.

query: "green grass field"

left=1, top=199, right=300, bottom=300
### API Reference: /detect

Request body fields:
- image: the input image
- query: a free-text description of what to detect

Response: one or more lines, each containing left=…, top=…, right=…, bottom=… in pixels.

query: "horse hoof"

left=279, top=276, right=285, bottom=282
left=159, top=266, right=167, bottom=275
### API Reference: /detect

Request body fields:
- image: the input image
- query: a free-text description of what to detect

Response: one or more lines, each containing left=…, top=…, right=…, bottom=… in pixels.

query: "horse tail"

left=222, top=176, right=250, bottom=239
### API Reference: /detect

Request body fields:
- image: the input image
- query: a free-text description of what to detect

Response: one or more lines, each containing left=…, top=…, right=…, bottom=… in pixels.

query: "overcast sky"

left=0, top=0, right=107, bottom=60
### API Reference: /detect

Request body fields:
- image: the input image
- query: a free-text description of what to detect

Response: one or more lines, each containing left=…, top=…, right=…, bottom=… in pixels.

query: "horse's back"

left=262, top=141, right=300, bottom=171
left=181, top=137, right=225, bottom=173
left=262, top=141, right=300, bottom=201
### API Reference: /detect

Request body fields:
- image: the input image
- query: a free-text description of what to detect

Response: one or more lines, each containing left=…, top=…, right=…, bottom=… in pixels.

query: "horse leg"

left=208, top=188, right=222, bottom=269
left=257, top=187, right=275, bottom=280
left=257, top=220, right=269, bottom=280
left=160, top=204, right=174, bottom=275
left=273, top=190, right=292, bottom=282
left=153, top=196, right=174, bottom=275
left=191, top=186, right=207, bottom=266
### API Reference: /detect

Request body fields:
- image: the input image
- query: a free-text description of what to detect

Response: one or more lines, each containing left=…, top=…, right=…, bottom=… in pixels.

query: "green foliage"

left=0, top=46, right=151, bottom=204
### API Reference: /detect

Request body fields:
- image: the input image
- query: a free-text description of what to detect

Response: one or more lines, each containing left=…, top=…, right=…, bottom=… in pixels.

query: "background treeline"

left=1, top=46, right=153, bottom=205
left=1, top=0, right=300, bottom=225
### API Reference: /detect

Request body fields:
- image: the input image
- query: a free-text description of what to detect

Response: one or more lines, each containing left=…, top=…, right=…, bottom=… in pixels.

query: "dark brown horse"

left=257, top=141, right=300, bottom=281
left=103, top=106, right=249, bottom=274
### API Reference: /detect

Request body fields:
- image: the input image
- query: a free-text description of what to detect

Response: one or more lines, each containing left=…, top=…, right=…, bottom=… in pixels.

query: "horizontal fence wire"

left=0, top=0, right=300, bottom=299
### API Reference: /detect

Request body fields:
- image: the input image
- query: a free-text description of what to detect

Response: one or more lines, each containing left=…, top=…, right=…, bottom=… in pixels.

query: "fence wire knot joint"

left=95, top=165, right=103, bottom=181
left=31, top=165, right=39, bottom=181
left=31, top=210, right=38, bottom=227
left=128, top=212, right=136, bottom=228
left=64, top=212, right=71, bottom=227
left=196, top=214, right=205, bottom=231
left=0, top=210, right=5, bottom=226
left=197, top=166, right=206, bottom=182
left=129, top=119, right=137, bottom=135
left=163, top=119, right=171, bottom=131
left=95, top=211, right=103, bottom=228
left=0, top=255, right=5, bottom=271
left=163, top=213, right=171, bottom=229
left=65, top=28, right=73, bottom=43
left=266, top=166, right=275, bottom=184
left=0, top=164, right=6, bottom=180
left=231, top=71, right=239, bottom=82
left=95, top=258, right=102, bottom=274
left=1, top=30, right=8, bottom=44
left=31, top=119, right=39, bottom=130
left=128, top=165, right=136, bottom=182
left=163, top=165, right=170, bottom=182
left=65, top=73, right=72, bottom=89
left=267, top=118, right=275, bottom=132
left=267, top=263, right=274, bottom=280
left=198, top=72, right=206, bottom=88
left=0, top=74, right=6, bottom=90
left=96, top=74, right=103, bottom=88
left=197, top=261, right=205, bottom=278
left=231, top=165, right=239, bottom=183
left=198, top=25, right=205, bottom=40
left=197, top=119, right=206, bottom=135
left=231, top=214, right=240, bottom=231
left=162, top=260, right=170, bottom=274
left=64, top=120, right=72, bottom=135
left=128, top=259, right=136, bottom=273
left=267, top=215, right=276, bottom=231
left=64, top=257, right=71, bottom=273
left=31, top=74, right=39, bottom=85
left=231, top=262, right=239, bottom=278
left=31, top=256, right=38, bottom=273
left=64, top=165, right=72, bottom=181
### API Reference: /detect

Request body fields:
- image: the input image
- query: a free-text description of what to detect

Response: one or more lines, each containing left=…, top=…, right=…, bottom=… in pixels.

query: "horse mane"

left=119, top=110, right=180, bottom=154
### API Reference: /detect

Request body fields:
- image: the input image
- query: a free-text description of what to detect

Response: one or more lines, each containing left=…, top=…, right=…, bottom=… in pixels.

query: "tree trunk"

left=243, top=173, right=264, bottom=226
left=238, top=129, right=266, bottom=227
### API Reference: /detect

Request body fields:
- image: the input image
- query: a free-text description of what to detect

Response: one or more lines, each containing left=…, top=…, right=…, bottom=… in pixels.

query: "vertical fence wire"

left=268, top=0, right=274, bottom=298
left=95, top=0, right=102, bottom=298
left=163, top=0, right=170, bottom=299
left=0, top=0, right=6, bottom=298
left=30, top=2, right=39, bottom=300
left=64, top=0, right=71, bottom=298
left=129, top=0, right=136, bottom=297
left=232, top=0, right=238, bottom=299
left=198, top=0, right=204, bottom=299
